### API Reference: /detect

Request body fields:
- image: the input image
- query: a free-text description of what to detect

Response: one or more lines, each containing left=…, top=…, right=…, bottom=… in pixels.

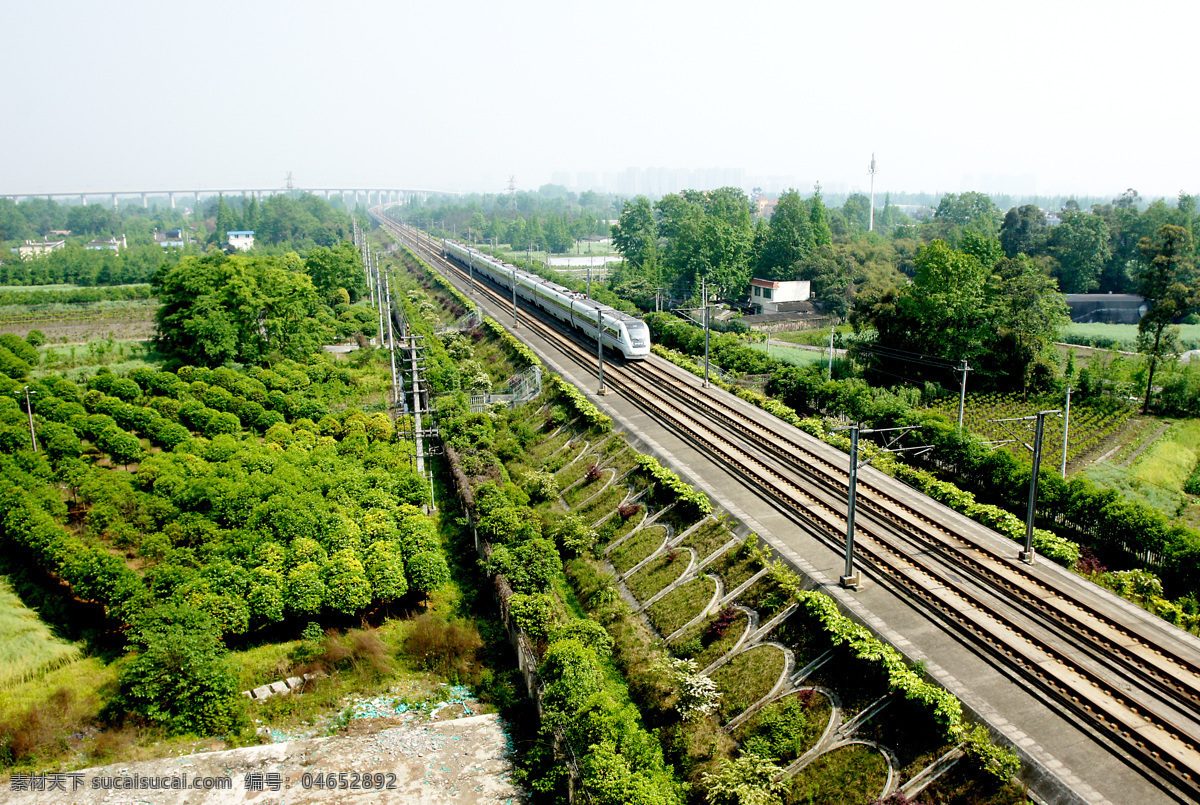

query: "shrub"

left=523, top=469, right=559, bottom=502
left=110, top=604, right=244, bottom=736
left=705, top=606, right=739, bottom=641
left=403, top=613, right=482, bottom=683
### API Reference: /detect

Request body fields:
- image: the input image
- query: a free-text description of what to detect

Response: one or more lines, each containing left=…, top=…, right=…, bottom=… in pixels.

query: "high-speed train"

left=441, top=239, right=651, bottom=360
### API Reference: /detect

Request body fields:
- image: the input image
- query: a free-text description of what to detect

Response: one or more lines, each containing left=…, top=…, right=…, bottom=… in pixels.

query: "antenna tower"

left=868, top=154, right=877, bottom=231
left=286, top=171, right=296, bottom=197
left=507, top=175, right=517, bottom=210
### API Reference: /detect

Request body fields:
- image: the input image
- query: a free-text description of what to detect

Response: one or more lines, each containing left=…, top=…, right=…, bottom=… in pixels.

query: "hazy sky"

left=5, top=0, right=1196, bottom=200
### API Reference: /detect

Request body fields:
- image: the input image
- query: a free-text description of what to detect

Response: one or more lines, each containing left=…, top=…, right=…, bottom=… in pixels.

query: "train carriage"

left=442, top=239, right=650, bottom=360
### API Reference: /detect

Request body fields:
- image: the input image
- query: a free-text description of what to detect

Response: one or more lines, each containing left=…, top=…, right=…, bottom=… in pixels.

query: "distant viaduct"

left=1, top=187, right=449, bottom=209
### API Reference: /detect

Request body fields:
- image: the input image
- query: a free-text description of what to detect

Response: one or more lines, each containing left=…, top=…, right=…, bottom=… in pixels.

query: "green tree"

left=406, top=550, right=451, bottom=602
left=154, top=252, right=330, bottom=366
left=1050, top=211, right=1111, bottom=293
left=287, top=561, right=326, bottom=616
left=612, top=197, right=658, bottom=268
left=701, top=754, right=786, bottom=805
left=999, top=204, right=1048, bottom=258
left=214, top=195, right=238, bottom=245
left=364, top=540, right=408, bottom=601
left=808, top=184, right=832, bottom=247
left=1136, top=225, right=1197, bottom=412
left=934, top=191, right=1002, bottom=236
left=756, top=190, right=813, bottom=281
left=508, top=591, right=557, bottom=641
left=112, top=604, right=243, bottom=736
left=304, top=242, right=367, bottom=302
left=324, top=548, right=372, bottom=614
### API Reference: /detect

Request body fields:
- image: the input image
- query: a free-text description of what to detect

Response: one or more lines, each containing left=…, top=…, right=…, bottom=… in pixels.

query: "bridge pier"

left=141, top=193, right=148, bottom=208
left=81, top=194, right=87, bottom=206
left=112, top=193, right=119, bottom=209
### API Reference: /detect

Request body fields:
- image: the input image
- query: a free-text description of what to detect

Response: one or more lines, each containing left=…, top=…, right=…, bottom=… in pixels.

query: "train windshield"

left=626, top=321, right=649, bottom=347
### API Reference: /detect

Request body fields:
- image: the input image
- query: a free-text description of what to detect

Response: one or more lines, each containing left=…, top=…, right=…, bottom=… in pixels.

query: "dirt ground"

left=0, top=313, right=156, bottom=344
left=2, top=712, right=523, bottom=805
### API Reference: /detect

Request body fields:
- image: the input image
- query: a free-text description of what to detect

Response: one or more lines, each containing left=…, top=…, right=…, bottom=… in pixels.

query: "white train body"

left=442, top=239, right=650, bottom=360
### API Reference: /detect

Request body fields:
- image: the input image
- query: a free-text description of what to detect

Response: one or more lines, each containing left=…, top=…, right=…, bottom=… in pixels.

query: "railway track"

left=377, top=215, right=1200, bottom=802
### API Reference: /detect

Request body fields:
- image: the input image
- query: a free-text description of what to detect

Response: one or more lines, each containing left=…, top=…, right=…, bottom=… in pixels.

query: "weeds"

left=403, top=613, right=483, bottom=685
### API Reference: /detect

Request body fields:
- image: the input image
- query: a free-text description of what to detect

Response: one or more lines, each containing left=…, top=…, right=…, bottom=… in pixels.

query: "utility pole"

left=837, top=423, right=929, bottom=590
left=1061, top=385, right=1072, bottom=477
left=957, top=359, right=972, bottom=431
left=21, top=386, right=37, bottom=452
left=384, top=272, right=400, bottom=417
left=987, top=410, right=1060, bottom=564
left=702, top=278, right=711, bottom=388
left=843, top=425, right=861, bottom=589
left=827, top=320, right=835, bottom=380
left=587, top=255, right=592, bottom=297
left=596, top=306, right=607, bottom=395
left=468, top=235, right=475, bottom=295
left=511, top=263, right=520, bottom=329
left=1020, top=410, right=1057, bottom=564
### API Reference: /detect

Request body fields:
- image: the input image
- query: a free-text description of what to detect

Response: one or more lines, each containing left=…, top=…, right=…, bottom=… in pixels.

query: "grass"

left=625, top=551, right=690, bottom=602
left=1106, top=416, right=1160, bottom=464
left=658, top=505, right=705, bottom=539
left=0, top=283, right=83, bottom=292
left=577, top=483, right=629, bottom=525
left=785, top=743, right=888, bottom=805
left=473, top=339, right=520, bottom=386
left=852, top=696, right=952, bottom=782
left=609, top=525, right=668, bottom=574
left=736, top=576, right=793, bottom=619
left=562, top=467, right=614, bottom=508
left=919, top=758, right=1030, bottom=805
left=1060, top=322, right=1200, bottom=352
left=1079, top=418, right=1200, bottom=519
left=602, top=446, right=640, bottom=479
left=745, top=342, right=829, bottom=367
left=1131, top=419, right=1200, bottom=491
left=596, top=504, right=646, bottom=547
left=555, top=446, right=601, bottom=488
left=772, top=612, right=835, bottom=670
left=805, top=646, right=890, bottom=718
left=679, top=517, right=738, bottom=562
left=646, top=576, right=716, bottom=637
left=671, top=609, right=748, bottom=669
left=0, top=575, right=83, bottom=686
left=708, top=539, right=764, bottom=592
left=710, top=644, right=786, bottom=722
left=528, top=430, right=574, bottom=465
left=732, top=689, right=832, bottom=764
left=769, top=325, right=849, bottom=347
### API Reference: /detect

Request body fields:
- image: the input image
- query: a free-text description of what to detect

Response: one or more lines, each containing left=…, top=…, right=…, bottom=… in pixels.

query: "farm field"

left=1060, top=322, right=1200, bottom=352
left=1083, top=419, right=1200, bottom=524
left=746, top=341, right=829, bottom=367
left=0, top=575, right=81, bottom=686
left=0, top=301, right=157, bottom=343
left=925, top=391, right=1136, bottom=472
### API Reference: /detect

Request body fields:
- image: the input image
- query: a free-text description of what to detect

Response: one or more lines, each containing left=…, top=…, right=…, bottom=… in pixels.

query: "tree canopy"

left=154, top=251, right=334, bottom=366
